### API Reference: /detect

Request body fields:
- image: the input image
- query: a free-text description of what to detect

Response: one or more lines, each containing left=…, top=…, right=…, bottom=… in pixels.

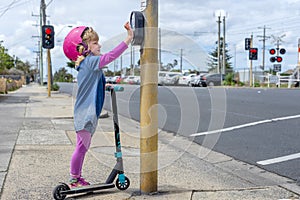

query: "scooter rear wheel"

left=53, top=183, right=69, bottom=200
left=116, top=176, right=130, bottom=190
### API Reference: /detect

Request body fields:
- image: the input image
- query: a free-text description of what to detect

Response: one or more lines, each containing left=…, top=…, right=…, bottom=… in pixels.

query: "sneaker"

left=69, top=177, right=90, bottom=188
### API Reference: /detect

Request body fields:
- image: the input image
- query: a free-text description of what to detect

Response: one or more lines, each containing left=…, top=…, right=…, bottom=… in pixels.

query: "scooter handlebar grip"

left=113, top=85, right=124, bottom=92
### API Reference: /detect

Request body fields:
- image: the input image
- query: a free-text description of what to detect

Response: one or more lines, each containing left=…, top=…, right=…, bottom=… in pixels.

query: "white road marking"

left=257, top=152, right=300, bottom=165
left=190, top=114, right=300, bottom=137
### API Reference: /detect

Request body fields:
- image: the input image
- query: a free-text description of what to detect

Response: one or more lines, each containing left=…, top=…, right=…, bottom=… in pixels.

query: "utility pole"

left=140, top=0, right=158, bottom=194
left=257, top=25, right=270, bottom=71
left=180, top=48, right=183, bottom=73
left=222, top=16, right=226, bottom=75
left=40, top=0, right=45, bottom=86
left=41, top=0, right=53, bottom=97
left=217, top=16, right=221, bottom=73
left=32, top=13, right=40, bottom=83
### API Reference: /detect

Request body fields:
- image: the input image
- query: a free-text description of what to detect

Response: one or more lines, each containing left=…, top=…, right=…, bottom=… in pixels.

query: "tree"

left=0, top=44, right=33, bottom=75
left=53, top=67, right=73, bottom=82
left=160, top=59, right=178, bottom=71
left=0, top=45, right=15, bottom=74
left=207, top=37, right=233, bottom=73
left=66, top=61, right=75, bottom=69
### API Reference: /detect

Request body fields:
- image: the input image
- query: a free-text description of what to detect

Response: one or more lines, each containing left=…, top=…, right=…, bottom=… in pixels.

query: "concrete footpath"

left=1, top=83, right=300, bottom=200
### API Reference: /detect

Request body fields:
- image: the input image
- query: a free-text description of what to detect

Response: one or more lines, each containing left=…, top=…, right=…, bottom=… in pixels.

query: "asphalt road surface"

left=58, top=83, right=300, bottom=182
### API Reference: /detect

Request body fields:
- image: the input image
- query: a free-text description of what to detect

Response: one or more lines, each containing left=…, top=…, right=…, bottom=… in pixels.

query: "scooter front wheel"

left=53, top=183, right=69, bottom=200
left=116, top=176, right=130, bottom=190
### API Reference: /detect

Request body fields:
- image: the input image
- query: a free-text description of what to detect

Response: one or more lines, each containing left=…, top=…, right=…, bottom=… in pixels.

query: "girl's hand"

left=124, top=22, right=131, bottom=30
left=124, top=21, right=133, bottom=45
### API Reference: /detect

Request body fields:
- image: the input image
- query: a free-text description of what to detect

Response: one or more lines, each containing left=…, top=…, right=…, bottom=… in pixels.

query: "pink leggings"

left=70, top=130, right=92, bottom=178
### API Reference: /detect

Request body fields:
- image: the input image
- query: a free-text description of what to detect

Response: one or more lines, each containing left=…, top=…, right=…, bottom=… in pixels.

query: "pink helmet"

left=63, top=26, right=88, bottom=61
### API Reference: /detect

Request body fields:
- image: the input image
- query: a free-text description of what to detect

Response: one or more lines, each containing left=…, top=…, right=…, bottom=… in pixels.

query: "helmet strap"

left=81, top=41, right=90, bottom=56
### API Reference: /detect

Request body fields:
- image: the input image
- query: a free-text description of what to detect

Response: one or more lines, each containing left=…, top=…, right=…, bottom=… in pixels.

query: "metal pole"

left=39, top=0, right=45, bottom=85
left=217, top=16, right=221, bottom=73
left=180, top=48, right=183, bottom=73
left=262, top=26, right=266, bottom=71
left=47, top=49, right=51, bottom=97
left=222, top=16, right=226, bottom=75
left=140, top=0, right=158, bottom=194
left=249, top=34, right=253, bottom=87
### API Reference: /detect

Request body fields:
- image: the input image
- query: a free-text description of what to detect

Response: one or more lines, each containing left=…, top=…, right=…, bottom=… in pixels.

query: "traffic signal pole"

left=140, top=0, right=158, bottom=194
left=250, top=34, right=253, bottom=87
left=47, top=49, right=51, bottom=97
left=41, top=0, right=53, bottom=97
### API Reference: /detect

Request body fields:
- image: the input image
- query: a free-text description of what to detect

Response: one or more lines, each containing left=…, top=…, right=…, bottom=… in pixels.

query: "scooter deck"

left=60, top=183, right=115, bottom=195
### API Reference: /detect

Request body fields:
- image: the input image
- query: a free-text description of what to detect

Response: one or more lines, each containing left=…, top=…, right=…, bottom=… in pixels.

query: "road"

left=58, top=82, right=300, bottom=182
left=0, top=92, right=28, bottom=191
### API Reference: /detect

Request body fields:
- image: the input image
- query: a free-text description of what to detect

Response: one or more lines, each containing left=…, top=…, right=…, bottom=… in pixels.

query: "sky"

left=1, top=0, right=300, bottom=77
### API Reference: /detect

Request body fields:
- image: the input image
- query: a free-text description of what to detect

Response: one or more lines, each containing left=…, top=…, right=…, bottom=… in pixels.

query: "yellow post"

left=47, top=49, right=51, bottom=97
left=140, top=0, right=158, bottom=194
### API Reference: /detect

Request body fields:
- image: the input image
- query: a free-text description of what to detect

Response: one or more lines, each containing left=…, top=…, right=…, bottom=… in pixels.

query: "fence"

left=235, top=68, right=299, bottom=88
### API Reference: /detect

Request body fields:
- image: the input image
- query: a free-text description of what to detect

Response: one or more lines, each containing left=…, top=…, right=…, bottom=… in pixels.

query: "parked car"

left=190, top=73, right=207, bottom=87
left=178, top=74, right=196, bottom=86
left=115, top=76, right=123, bottom=84
left=200, top=73, right=225, bottom=87
left=123, top=76, right=140, bottom=84
left=106, top=76, right=120, bottom=84
left=158, top=71, right=182, bottom=85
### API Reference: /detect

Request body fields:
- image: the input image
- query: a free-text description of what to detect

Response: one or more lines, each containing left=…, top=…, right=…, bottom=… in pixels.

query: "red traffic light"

left=269, top=49, right=276, bottom=55
left=276, top=56, right=282, bottom=62
left=45, top=28, right=52, bottom=35
left=249, top=48, right=258, bottom=60
left=42, top=25, right=54, bottom=49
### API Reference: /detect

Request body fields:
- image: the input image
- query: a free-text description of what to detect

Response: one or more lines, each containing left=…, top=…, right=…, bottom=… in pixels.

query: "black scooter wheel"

left=53, top=183, right=69, bottom=200
left=116, top=176, right=130, bottom=190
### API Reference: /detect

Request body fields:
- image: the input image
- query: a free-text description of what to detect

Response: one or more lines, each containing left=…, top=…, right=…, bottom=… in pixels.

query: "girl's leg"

left=70, top=130, right=92, bottom=178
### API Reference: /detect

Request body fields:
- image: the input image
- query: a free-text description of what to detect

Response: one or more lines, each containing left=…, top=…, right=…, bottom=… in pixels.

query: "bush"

left=238, top=81, right=245, bottom=86
left=254, top=82, right=260, bottom=87
left=223, top=73, right=235, bottom=86
left=51, top=83, right=60, bottom=91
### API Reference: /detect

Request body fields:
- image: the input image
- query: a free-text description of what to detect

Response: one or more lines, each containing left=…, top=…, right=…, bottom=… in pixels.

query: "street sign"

left=274, top=64, right=281, bottom=72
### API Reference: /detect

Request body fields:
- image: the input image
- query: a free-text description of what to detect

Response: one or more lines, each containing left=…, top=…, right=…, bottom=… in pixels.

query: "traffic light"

left=245, top=38, right=251, bottom=50
left=269, top=48, right=276, bottom=55
left=42, top=25, right=55, bottom=49
left=269, top=48, right=285, bottom=63
left=249, top=48, right=258, bottom=60
left=270, top=57, right=276, bottom=62
left=279, top=48, right=286, bottom=55
left=276, top=56, right=283, bottom=62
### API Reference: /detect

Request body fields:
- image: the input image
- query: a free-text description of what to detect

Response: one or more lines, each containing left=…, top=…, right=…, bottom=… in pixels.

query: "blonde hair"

left=75, top=27, right=99, bottom=67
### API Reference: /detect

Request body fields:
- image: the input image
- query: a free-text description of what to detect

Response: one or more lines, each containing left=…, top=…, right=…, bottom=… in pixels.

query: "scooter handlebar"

left=105, top=85, right=124, bottom=92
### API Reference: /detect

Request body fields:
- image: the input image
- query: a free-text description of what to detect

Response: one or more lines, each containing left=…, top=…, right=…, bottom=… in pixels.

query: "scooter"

left=53, top=85, right=130, bottom=200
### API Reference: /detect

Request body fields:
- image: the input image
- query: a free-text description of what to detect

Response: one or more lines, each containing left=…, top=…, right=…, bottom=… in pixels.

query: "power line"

left=0, top=0, right=31, bottom=17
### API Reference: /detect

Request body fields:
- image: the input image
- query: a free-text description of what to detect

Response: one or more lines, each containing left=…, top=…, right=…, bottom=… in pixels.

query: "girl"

left=63, top=22, right=133, bottom=188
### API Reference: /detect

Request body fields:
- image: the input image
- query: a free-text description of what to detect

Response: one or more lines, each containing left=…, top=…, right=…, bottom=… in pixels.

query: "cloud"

left=1, top=0, right=300, bottom=74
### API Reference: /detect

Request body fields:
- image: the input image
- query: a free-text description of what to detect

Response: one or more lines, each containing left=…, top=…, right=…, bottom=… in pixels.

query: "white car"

left=123, top=76, right=140, bottom=84
left=158, top=71, right=182, bottom=85
left=178, top=74, right=196, bottom=86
